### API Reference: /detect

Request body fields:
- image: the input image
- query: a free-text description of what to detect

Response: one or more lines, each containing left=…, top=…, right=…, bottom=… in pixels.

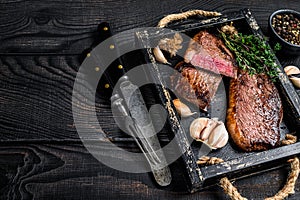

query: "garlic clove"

left=215, top=133, right=229, bottom=149
left=207, top=122, right=229, bottom=148
left=190, top=118, right=208, bottom=139
left=153, top=46, right=170, bottom=65
left=283, top=65, right=300, bottom=88
left=290, top=77, right=300, bottom=88
left=173, top=99, right=197, bottom=117
left=207, top=123, right=222, bottom=146
left=284, top=65, right=300, bottom=76
left=200, top=119, right=218, bottom=141
left=190, top=118, right=229, bottom=149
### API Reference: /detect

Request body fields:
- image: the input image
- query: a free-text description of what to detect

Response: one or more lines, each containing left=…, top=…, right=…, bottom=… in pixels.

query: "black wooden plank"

left=0, top=55, right=110, bottom=141
left=1, top=0, right=300, bottom=54
left=0, top=0, right=300, bottom=199
left=0, top=54, right=176, bottom=141
left=0, top=143, right=299, bottom=200
left=201, top=142, right=300, bottom=186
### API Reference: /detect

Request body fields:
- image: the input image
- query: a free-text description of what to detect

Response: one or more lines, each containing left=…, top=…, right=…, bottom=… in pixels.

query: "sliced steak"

left=184, top=31, right=237, bottom=78
left=171, top=62, right=222, bottom=110
left=227, top=70, right=283, bottom=151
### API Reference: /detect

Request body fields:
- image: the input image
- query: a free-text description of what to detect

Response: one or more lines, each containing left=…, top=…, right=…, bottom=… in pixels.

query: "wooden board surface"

left=1, top=0, right=300, bottom=199
left=0, top=143, right=300, bottom=200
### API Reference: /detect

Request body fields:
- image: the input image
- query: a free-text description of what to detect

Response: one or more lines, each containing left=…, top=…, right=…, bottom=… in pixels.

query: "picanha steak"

left=227, top=70, right=283, bottom=151
left=184, top=31, right=237, bottom=78
left=171, top=62, right=222, bottom=110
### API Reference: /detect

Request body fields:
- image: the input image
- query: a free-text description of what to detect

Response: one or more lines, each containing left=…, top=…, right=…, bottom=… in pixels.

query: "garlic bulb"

left=290, top=77, right=300, bottom=88
left=284, top=65, right=300, bottom=76
left=284, top=65, right=300, bottom=88
left=190, top=118, right=209, bottom=139
left=207, top=123, right=229, bottom=149
left=190, top=117, right=229, bottom=149
left=173, top=99, right=196, bottom=117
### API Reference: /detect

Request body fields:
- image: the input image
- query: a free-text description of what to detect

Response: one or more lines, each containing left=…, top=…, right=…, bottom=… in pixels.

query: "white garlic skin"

left=284, top=65, right=300, bottom=88
left=207, top=122, right=229, bottom=148
left=189, top=118, right=209, bottom=140
left=190, top=118, right=229, bottom=149
left=153, top=47, right=170, bottom=65
left=290, top=77, right=300, bottom=88
left=173, top=99, right=196, bottom=117
left=284, top=65, right=300, bottom=76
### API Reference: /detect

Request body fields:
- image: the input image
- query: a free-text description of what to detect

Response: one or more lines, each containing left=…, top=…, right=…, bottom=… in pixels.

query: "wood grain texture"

left=1, top=0, right=300, bottom=199
left=0, top=56, right=79, bottom=140
left=0, top=54, right=190, bottom=141
left=0, top=144, right=299, bottom=200
left=0, top=55, right=121, bottom=141
left=0, top=0, right=300, bottom=54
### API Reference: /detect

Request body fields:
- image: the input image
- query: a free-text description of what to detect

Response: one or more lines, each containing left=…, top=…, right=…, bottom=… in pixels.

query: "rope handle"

left=197, top=134, right=299, bottom=200
left=198, top=156, right=299, bottom=200
left=157, top=9, right=221, bottom=28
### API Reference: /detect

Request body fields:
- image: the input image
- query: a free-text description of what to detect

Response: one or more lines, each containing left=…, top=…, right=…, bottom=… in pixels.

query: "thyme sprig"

left=220, top=31, right=281, bottom=79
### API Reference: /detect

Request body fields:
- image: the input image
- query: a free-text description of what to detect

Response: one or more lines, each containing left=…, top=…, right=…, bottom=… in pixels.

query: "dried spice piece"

left=221, top=23, right=238, bottom=35
left=158, top=33, right=183, bottom=57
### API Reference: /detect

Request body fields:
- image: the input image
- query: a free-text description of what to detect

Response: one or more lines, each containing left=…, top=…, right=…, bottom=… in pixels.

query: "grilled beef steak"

left=171, top=62, right=222, bottom=110
left=227, top=70, right=283, bottom=151
left=184, top=31, right=237, bottom=78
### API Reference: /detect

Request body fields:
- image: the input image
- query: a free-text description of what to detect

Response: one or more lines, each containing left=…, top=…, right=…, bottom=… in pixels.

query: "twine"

left=265, top=157, right=300, bottom=200
left=197, top=148, right=299, bottom=200
left=220, top=177, right=248, bottom=200
left=197, top=156, right=247, bottom=199
left=281, top=133, right=297, bottom=146
left=157, top=10, right=221, bottom=28
left=219, top=159, right=300, bottom=200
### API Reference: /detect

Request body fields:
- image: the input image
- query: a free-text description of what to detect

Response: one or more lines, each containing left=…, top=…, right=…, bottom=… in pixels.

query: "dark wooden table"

left=1, top=1, right=300, bottom=199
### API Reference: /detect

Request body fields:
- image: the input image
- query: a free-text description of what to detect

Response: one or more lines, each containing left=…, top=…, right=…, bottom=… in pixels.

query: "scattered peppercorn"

left=272, top=13, right=300, bottom=45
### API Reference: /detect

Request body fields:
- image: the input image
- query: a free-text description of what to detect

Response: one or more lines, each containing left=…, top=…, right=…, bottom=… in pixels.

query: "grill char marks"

left=171, top=62, right=222, bottom=110
left=184, top=30, right=237, bottom=78
left=227, top=70, right=283, bottom=151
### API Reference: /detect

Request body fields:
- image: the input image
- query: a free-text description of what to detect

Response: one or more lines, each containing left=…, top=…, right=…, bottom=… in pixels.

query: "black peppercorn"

left=272, top=13, right=300, bottom=45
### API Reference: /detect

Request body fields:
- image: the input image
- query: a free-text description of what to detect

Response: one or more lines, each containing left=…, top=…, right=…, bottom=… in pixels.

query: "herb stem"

left=220, top=31, right=280, bottom=79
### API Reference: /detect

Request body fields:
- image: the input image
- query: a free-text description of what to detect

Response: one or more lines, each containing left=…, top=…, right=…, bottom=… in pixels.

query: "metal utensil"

left=111, top=77, right=172, bottom=186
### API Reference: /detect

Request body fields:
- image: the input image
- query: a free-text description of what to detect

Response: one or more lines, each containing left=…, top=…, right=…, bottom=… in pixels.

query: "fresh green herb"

left=220, top=32, right=280, bottom=79
left=274, top=43, right=282, bottom=52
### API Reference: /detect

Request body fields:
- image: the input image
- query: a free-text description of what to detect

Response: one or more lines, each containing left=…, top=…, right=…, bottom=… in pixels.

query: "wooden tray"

left=91, top=9, right=300, bottom=193
left=131, top=8, right=300, bottom=192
